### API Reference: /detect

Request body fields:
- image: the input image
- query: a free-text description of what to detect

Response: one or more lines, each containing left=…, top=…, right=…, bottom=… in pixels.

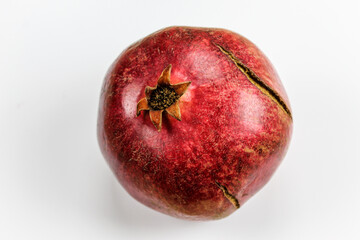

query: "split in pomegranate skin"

left=97, top=26, right=293, bottom=220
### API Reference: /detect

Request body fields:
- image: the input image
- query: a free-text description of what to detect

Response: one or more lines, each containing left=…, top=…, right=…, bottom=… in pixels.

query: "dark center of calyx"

left=148, top=86, right=179, bottom=110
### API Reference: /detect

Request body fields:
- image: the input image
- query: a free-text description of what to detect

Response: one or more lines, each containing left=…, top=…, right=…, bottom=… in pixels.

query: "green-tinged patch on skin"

left=216, top=44, right=292, bottom=119
left=215, top=181, right=240, bottom=209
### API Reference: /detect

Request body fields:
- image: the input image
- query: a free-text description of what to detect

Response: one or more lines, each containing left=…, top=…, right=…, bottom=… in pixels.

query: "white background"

left=1, top=0, right=360, bottom=239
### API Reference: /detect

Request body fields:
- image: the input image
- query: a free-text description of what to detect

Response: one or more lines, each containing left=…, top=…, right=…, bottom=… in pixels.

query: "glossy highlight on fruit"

left=97, top=26, right=293, bottom=220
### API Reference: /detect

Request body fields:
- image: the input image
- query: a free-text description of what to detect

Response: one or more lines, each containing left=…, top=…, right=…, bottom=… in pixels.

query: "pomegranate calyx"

left=136, top=64, right=191, bottom=131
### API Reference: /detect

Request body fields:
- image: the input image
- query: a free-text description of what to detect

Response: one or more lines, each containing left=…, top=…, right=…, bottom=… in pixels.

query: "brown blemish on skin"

left=215, top=181, right=240, bottom=209
left=215, top=44, right=292, bottom=119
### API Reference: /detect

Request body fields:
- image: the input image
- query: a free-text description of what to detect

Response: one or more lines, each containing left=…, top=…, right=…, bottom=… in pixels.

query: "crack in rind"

left=215, top=181, right=240, bottom=209
left=216, top=44, right=292, bottom=119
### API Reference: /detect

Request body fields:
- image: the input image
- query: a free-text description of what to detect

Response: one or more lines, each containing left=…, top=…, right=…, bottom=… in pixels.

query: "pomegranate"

left=97, top=26, right=293, bottom=220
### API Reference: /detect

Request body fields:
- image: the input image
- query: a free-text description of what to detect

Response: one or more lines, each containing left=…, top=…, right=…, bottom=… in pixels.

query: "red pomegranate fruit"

left=97, top=26, right=293, bottom=220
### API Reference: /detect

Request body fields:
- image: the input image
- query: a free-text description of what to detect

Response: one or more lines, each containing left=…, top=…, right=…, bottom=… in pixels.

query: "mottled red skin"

left=97, top=26, right=293, bottom=220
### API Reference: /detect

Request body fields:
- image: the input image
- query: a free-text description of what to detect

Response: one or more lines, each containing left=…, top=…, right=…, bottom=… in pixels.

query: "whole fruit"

left=97, top=26, right=293, bottom=220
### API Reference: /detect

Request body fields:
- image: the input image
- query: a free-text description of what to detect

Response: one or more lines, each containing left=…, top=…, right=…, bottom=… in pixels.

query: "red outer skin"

left=97, top=26, right=293, bottom=220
